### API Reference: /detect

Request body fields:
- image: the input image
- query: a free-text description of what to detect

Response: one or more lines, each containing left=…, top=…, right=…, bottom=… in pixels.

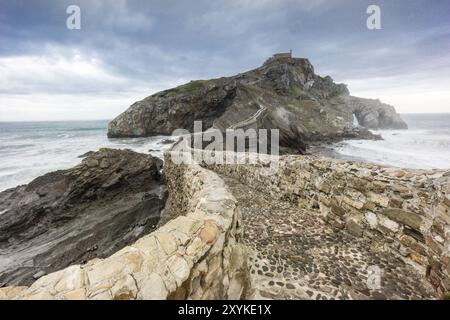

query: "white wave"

left=0, top=126, right=175, bottom=192
left=334, top=129, right=450, bottom=169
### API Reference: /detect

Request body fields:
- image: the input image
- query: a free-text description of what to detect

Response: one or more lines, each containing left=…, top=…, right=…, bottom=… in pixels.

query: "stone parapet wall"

left=1, top=138, right=448, bottom=299
left=0, top=152, right=248, bottom=300
left=202, top=154, right=450, bottom=295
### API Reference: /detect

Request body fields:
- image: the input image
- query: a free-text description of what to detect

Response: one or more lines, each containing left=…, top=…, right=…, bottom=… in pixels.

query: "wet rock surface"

left=0, top=148, right=166, bottom=287
left=221, top=175, right=438, bottom=300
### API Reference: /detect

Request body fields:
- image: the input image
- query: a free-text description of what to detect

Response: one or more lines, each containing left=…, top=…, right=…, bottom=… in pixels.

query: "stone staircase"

left=228, top=103, right=267, bottom=130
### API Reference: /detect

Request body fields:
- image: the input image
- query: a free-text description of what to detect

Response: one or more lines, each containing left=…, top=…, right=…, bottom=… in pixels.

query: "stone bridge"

left=1, top=140, right=449, bottom=300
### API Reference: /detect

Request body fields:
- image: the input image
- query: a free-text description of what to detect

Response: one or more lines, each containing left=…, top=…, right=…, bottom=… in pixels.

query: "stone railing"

left=0, top=147, right=248, bottom=300
left=202, top=154, right=449, bottom=295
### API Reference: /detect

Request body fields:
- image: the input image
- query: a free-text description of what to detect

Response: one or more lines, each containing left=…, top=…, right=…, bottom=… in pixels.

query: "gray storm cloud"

left=0, top=0, right=449, bottom=120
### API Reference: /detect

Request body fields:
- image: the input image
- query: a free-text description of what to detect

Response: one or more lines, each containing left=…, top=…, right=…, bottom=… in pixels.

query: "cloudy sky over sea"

left=1, top=0, right=449, bottom=121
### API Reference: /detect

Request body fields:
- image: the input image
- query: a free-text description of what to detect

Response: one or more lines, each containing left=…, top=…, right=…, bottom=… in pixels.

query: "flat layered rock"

left=0, top=148, right=167, bottom=287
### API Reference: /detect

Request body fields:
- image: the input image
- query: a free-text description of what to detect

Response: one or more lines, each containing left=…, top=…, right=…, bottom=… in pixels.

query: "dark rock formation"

left=343, top=96, right=408, bottom=129
left=108, top=56, right=408, bottom=153
left=107, top=80, right=237, bottom=137
left=0, top=148, right=166, bottom=287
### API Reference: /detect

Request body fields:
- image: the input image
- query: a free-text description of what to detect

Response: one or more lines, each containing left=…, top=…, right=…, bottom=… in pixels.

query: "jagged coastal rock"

left=108, top=56, right=407, bottom=152
left=0, top=148, right=166, bottom=287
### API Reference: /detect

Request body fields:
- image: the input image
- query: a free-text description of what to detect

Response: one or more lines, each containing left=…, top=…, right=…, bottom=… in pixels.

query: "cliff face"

left=108, top=57, right=407, bottom=152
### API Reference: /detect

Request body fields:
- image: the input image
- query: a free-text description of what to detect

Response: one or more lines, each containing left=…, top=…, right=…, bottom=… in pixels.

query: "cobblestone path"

left=220, top=175, right=438, bottom=300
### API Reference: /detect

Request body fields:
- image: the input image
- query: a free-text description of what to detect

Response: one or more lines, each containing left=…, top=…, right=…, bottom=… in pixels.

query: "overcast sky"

left=0, top=0, right=449, bottom=121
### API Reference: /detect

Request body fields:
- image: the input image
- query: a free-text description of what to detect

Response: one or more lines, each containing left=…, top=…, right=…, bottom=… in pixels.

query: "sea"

left=332, top=113, right=450, bottom=170
left=0, top=120, right=173, bottom=192
left=0, top=113, right=449, bottom=192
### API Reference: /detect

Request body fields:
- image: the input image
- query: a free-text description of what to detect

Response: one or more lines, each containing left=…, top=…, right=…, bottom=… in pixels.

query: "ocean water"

left=0, top=114, right=449, bottom=192
left=333, top=113, right=450, bottom=170
left=0, top=120, right=173, bottom=192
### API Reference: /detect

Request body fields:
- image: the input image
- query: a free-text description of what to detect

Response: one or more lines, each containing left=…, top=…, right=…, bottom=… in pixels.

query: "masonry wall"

left=203, top=155, right=450, bottom=295
left=1, top=142, right=449, bottom=299
left=0, top=153, right=249, bottom=300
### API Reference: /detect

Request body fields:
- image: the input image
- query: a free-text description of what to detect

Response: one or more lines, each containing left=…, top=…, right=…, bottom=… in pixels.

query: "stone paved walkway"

left=220, top=175, right=438, bottom=300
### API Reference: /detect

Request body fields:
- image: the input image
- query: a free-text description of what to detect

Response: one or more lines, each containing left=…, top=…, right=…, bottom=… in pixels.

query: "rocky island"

left=1, top=55, right=449, bottom=300
left=108, top=55, right=407, bottom=152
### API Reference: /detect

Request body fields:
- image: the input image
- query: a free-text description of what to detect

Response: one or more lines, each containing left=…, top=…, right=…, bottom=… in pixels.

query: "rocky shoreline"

left=0, top=148, right=166, bottom=287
